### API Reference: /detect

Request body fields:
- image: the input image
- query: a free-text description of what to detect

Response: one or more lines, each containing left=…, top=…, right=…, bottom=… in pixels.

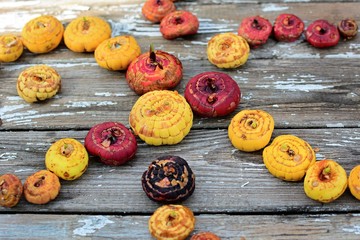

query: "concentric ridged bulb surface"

left=263, top=135, right=316, bottom=181
left=142, top=155, right=195, bottom=203
left=207, top=32, right=250, bottom=68
left=21, top=15, right=64, bottom=53
left=129, top=90, right=193, bottom=145
left=94, top=35, right=141, bottom=71
left=16, top=65, right=61, bottom=103
left=64, top=16, right=111, bottom=52
left=149, top=204, right=195, bottom=240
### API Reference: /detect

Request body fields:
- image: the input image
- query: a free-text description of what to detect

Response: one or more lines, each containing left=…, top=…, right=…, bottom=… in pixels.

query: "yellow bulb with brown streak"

left=21, top=15, right=64, bottom=54
left=228, top=109, right=274, bottom=152
left=129, top=90, right=193, bottom=146
left=348, top=165, right=360, bottom=200
left=17, top=65, right=61, bottom=103
left=207, top=32, right=250, bottom=68
left=95, top=35, right=141, bottom=71
left=0, top=34, right=23, bottom=62
left=45, top=138, right=89, bottom=180
left=304, top=159, right=347, bottom=203
left=263, top=135, right=316, bottom=181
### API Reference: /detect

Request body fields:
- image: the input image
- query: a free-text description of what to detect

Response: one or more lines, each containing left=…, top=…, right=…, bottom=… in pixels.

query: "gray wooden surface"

left=1, top=0, right=360, bottom=239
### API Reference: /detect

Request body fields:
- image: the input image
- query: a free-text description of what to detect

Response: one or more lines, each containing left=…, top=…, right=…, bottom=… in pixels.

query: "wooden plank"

left=1, top=213, right=360, bottom=239
left=1, top=2, right=360, bottom=130
left=2, top=57, right=359, bottom=129
left=0, top=128, right=359, bottom=213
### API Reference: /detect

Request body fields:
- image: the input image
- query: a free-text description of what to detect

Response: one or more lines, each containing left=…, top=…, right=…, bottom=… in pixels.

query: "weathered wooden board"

left=1, top=2, right=360, bottom=130
left=2, top=57, right=360, bottom=130
left=1, top=213, right=360, bottom=240
left=0, top=128, right=359, bottom=213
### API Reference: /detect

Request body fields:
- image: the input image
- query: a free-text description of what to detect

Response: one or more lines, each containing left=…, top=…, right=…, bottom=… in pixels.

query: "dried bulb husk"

left=304, top=159, right=347, bottom=203
left=129, top=90, right=193, bottom=146
left=207, top=33, right=250, bottom=68
left=16, top=65, right=61, bottom=103
left=95, top=35, right=141, bottom=71
left=21, top=15, right=64, bottom=53
left=228, top=109, right=274, bottom=152
left=0, top=174, right=23, bottom=208
left=263, top=135, right=316, bottom=181
left=338, top=18, right=358, bottom=40
left=64, top=16, right=111, bottom=52
left=149, top=204, right=195, bottom=240
left=0, top=34, right=23, bottom=62
left=142, top=155, right=195, bottom=203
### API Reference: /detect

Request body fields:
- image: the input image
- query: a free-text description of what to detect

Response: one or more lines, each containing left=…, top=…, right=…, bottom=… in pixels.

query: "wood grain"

left=1, top=213, right=360, bottom=240
left=0, top=128, right=359, bottom=213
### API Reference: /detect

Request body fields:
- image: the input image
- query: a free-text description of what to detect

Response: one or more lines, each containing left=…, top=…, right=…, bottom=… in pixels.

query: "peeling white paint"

left=14, top=168, right=34, bottom=173
left=242, top=92, right=253, bottom=100
left=278, top=52, right=321, bottom=59
left=0, top=152, right=17, bottom=161
left=73, top=216, right=114, bottom=237
left=315, top=153, right=325, bottom=160
left=263, top=75, right=275, bottom=79
left=6, top=96, right=22, bottom=101
left=313, top=218, right=330, bottom=222
left=94, top=92, right=127, bottom=97
left=51, top=62, right=97, bottom=68
left=64, top=101, right=117, bottom=108
left=242, top=162, right=264, bottom=167
left=5, top=111, right=78, bottom=123
left=272, top=104, right=279, bottom=108
left=241, top=181, right=249, bottom=187
left=262, top=4, right=289, bottom=12
left=343, top=225, right=360, bottom=235
left=326, top=123, right=345, bottom=128
left=326, top=143, right=345, bottom=147
left=273, top=80, right=331, bottom=92
left=191, top=41, right=207, bottom=46
left=0, top=104, right=28, bottom=116
left=324, top=52, right=360, bottom=59
left=0, top=1, right=40, bottom=8
left=233, top=75, right=249, bottom=82
left=178, top=55, right=198, bottom=61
